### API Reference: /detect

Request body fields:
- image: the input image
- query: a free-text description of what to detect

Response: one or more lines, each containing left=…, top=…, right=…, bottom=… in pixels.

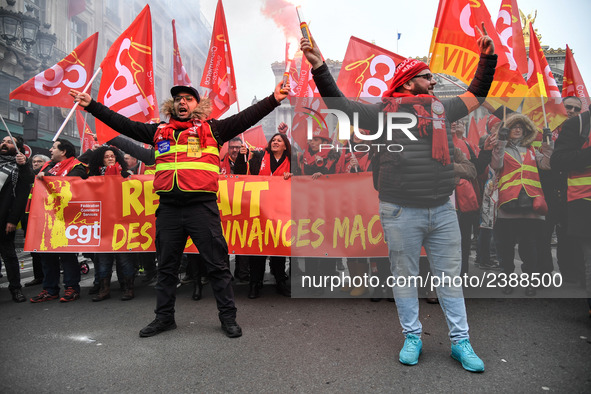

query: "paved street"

left=0, top=247, right=589, bottom=393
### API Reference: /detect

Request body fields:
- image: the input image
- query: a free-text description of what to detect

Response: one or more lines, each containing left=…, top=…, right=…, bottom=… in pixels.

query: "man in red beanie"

left=301, top=23, right=496, bottom=372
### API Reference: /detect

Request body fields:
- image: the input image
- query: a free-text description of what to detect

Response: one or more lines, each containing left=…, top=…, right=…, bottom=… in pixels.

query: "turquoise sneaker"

left=399, top=334, right=422, bottom=365
left=451, top=339, right=485, bottom=372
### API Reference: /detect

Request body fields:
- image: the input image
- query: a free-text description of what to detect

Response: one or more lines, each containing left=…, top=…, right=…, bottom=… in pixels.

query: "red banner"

left=172, top=19, right=192, bottom=87
left=523, top=23, right=567, bottom=131
left=336, top=36, right=405, bottom=103
left=562, top=45, right=589, bottom=111
left=429, top=0, right=528, bottom=110
left=24, top=174, right=389, bottom=257
left=96, top=5, right=158, bottom=143
left=200, top=0, right=237, bottom=119
left=10, top=32, right=98, bottom=108
left=75, top=110, right=95, bottom=152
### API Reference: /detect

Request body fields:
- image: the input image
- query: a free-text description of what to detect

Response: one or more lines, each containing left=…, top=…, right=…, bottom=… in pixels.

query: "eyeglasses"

left=564, top=104, right=581, bottom=112
left=413, top=73, right=433, bottom=81
left=174, top=95, right=195, bottom=103
left=229, top=146, right=241, bottom=150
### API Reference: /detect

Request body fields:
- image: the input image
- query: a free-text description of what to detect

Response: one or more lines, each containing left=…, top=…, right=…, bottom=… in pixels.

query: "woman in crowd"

left=234, top=133, right=292, bottom=299
left=87, top=145, right=135, bottom=301
left=491, top=113, right=551, bottom=296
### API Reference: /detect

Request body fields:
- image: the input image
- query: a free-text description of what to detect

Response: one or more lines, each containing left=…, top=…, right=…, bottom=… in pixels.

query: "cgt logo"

left=305, top=108, right=419, bottom=152
left=64, top=202, right=102, bottom=246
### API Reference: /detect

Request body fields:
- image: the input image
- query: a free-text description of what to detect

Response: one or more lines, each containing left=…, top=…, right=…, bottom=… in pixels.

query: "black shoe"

left=275, top=280, right=291, bottom=297
left=192, top=281, right=203, bottom=301
left=501, top=286, right=514, bottom=295
left=88, top=283, right=100, bottom=295
left=139, top=318, right=177, bottom=337
left=248, top=282, right=261, bottom=299
left=10, top=288, right=26, bottom=303
left=221, top=321, right=242, bottom=338
left=24, top=278, right=43, bottom=287
left=524, top=285, right=536, bottom=297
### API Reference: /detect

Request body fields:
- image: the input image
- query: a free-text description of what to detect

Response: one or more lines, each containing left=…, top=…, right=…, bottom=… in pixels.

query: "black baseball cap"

left=170, top=85, right=200, bottom=102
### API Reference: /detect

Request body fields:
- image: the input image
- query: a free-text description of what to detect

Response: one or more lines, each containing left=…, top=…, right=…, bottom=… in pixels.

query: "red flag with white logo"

left=75, top=110, right=96, bottom=152
left=96, top=5, right=158, bottom=143
left=172, top=19, right=192, bottom=87
left=495, top=0, right=527, bottom=75
left=10, top=32, right=98, bottom=108
left=523, top=23, right=567, bottom=130
left=336, top=36, right=405, bottom=103
left=200, top=0, right=237, bottom=119
left=562, top=45, right=589, bottom=111
left=429, top=0, right=528, bottom=110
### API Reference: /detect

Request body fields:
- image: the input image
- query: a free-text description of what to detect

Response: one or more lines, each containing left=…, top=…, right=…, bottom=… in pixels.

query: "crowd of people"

left=1, top=25, right=590, bottom=375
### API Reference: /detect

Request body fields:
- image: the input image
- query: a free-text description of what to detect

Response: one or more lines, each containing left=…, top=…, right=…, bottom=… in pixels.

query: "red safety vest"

left=567, top=133, right=591, bottom=202
left=497, top=146, right=547, bottom=214
left=153, top=121, right=220, bottom=193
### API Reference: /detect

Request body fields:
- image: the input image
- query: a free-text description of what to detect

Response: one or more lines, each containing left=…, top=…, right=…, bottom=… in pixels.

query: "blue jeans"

left=41, top=253, right=80, bottom=295
left=379, top=200, right=469, bottom=342
left=94, top=253, right=135, bottom=280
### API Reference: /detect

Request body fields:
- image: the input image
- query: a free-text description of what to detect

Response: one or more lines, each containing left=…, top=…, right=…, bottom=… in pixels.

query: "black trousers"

left=494, top=218, right=542, bottom=275
left=155, top=201, right=236, bottom=322
left=0, top=229, right=21, bottom=290
left=248, top=256, right=288, bottom=284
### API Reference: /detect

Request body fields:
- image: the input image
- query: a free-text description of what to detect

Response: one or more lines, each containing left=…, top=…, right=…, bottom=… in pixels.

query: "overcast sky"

left=194, top=0, right=590, bottom=116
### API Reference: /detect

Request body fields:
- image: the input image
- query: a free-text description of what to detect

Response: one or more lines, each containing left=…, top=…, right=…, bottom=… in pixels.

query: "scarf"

left=382, top=92, right=450, bottom=166
left=220, top=154, right=235, bottom=175
left=259, top=151, right=290, bottom=176
left=0, top=154, right=19, bottom=196
left=302, top=146, right=333, bottom=172
left=47, top=156, right=79, bottom=176
left=161, top=118, right=209, bottom=148
left=100, top=162, right=123, bottom=176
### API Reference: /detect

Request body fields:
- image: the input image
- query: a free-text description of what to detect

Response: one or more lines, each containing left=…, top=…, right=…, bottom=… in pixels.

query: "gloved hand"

left=542, top=127, right=552, bottom=144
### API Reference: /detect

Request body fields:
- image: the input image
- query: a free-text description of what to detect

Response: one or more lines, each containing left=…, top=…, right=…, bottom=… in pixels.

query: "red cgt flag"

left=429, top=0, right=528, bottom=110
left=10, top=32, right=98, bottom=108
left=172, top=19, right=192, bottom=87
left=200, top=0, right=237, bottom=119
left=495, top=0, right=527, bottom=76
left=75, top=110, right=96, bottom=153
left=562, top=45, right=589, bottom=111
left=96, top=5, right=158, bottom=143
left=336, top=36, right=405, bottom=103
left=523, top=23, right=567, bottom=131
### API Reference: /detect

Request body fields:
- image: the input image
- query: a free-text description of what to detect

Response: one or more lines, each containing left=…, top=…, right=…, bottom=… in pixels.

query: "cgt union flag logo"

left=64, top=202, right=102, bottom=246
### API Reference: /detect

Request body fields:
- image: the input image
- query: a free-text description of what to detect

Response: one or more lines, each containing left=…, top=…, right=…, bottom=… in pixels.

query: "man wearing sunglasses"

left=551, top=99, right=591, bottom=319
left=563, top=96, right=583, bottom=119
left=70, top=81, right=290, bottom=339
left=301, top=22, right=496, bottom=372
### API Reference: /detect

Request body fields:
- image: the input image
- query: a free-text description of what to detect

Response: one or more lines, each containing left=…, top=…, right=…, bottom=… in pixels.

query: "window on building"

left=0, top=77, right=25, bottom=122
left=70, top=17, right=87, bottom=48
left=105, top=0, right=120, bottom=25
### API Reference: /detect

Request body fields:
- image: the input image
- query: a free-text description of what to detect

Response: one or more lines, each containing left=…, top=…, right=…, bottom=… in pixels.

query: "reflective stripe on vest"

left=497, top=147, right=543, bottom=204
left=153, top=121, right=220, bottom=193
left=567, top=133, right=591, bottom=201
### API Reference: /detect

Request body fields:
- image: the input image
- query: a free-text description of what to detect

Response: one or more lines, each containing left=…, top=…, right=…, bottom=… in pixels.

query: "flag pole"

left=52, top=67, right=102, bottom=142
left=540, top=94, right=549, bottom=129
left=435, top=73, right=468, bottom=91
left=0, top=113, right=21, bottom=154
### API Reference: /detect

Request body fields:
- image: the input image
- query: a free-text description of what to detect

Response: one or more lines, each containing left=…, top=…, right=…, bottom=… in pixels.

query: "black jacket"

left=550, top=109, right=591, bottom=237
left=0, top=158, right=34, bottom=228
left=85, top=94, right=280, bottom=205
left=311, top=54, right=497, bottom=207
